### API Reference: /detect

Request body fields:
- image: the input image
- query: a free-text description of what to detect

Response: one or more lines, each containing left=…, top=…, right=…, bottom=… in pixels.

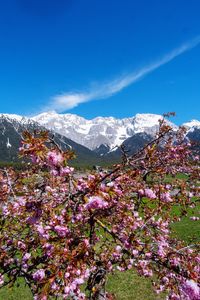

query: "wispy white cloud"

left=47, top=36, right=200, bottom=112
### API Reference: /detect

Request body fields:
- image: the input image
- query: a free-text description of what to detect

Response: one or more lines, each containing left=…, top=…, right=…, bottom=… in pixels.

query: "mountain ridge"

left=1, top=112, right=180, bottom=151
left=1, top=112, right=200, bottom=164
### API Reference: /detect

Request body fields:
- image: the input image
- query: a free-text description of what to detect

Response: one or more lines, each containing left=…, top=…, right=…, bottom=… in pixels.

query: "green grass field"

left=0, top=203, right=199, bottom=299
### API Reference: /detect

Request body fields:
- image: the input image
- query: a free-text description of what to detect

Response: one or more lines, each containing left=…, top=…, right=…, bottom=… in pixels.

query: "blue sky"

left=0, top=0, right=200, bottom=124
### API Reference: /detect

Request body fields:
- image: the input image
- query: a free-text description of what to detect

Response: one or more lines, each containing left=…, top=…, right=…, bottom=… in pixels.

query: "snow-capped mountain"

left=182, top=119, right=200, bottom=132
left=0, top=114, right=101, bottom=166
left=31, top=111, right=177, bottom=151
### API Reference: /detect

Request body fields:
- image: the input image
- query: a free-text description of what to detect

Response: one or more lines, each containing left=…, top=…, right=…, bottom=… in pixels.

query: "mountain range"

left=32, top=111, right=177, bottom=151
left=0, top=112, right=200, bottom=167
left=0, top=115, right=100, bottom=167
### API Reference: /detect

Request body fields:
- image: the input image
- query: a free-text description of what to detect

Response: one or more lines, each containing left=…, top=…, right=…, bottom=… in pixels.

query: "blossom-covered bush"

left=0, top=115, right=199, bottom=299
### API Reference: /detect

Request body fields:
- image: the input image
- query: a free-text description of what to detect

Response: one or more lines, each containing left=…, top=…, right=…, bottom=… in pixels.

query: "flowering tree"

left=0, top=114, right=199, bottom=300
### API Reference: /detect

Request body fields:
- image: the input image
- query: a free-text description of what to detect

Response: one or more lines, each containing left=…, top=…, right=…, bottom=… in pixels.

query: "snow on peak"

left=31, top=112, right=176, bottom=150
left=0, top=113, right=26, bottom=122
left=182, top=119, right=200, bottom=129
left=132, top=113, right=162, bottom=132
left=132, top=113, right=176, bottom=131
left=31, top=111, right=58, bottom=122
left=134, top=113, right=162, bottom=123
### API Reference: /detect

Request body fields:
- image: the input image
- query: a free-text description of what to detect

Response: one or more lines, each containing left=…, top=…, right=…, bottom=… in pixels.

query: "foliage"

left=0, top=114, right=200, bottom=300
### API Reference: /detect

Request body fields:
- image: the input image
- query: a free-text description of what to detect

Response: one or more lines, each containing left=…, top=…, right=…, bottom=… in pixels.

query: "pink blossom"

left=133, top=211, right=139, bottom=217
left=161, top=192, right=173, bottom=203
left=64, top=286, right=70, bottom=295
left=13, top=197, right=26, bottom=211
left=64, top=272, right=70, bottom=279
left=50, top=169, right=59, bottom=176
left=30, top=154, right=39, bottom=164
left=83, top=239, right=89, bottom=247
left=85, top=196, right=108, bottom=210
left=157, top=246, right=166, bottom=258
left=88, top=175, right=95, bottom=181
left=77, top=179, right=89, bottom=191
left=190, top=216, right=199, bottom=221
left=170, top=256, right=180, bottom=267
left=188, top=192, right=194, bottom=198
left=145, top=252, right=152, bottom=258
left=45, top=186, right=54, bottom=192
left=32, top=269, right=45, bottom=282
left=76, top=270, right=81, bottom=276
left=22, top=253, right=31, bottom=261
left=165, top=184, right=171, bottom=190
left=115, top=245, right=122, bottom=253
left=17, top=241, right=26, bottom=250
left=74, top=277, right=84, bottom=285
left=137, top=260, right=153, bottom=277
left=132, top=249, right=139, bottom=256
left=0, top=274, right=4, bottom=286
left=195, top=255, right=200, bottom=264
left=51, top=282, right=59, bottom=291
left=144, top=188, right=156, bottom=199
left=60, top=166, right=74, bottom=176
left=2, top=206, right=9, bottom=216
left=138, top=189, right=144, bottom=196
left=47, top=151, right=63, bottom=166
left=42, top=243, right=54, bottom=257
left=35, top=224, right=49, bottom=239
left=181, top=280, right=200, bottom=300
left=162, top=276, right=169, bottom=284
left=155, top=285, right=165, bottom=294
left=36, top=224, right=45, bottom=235
left=167, top=292, right=180, bottom=300
left=54, top=225, right=69, bottom=237
left=34, top=296, right=47, bottom=300
left=84, top=269, right=90, bottom=279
